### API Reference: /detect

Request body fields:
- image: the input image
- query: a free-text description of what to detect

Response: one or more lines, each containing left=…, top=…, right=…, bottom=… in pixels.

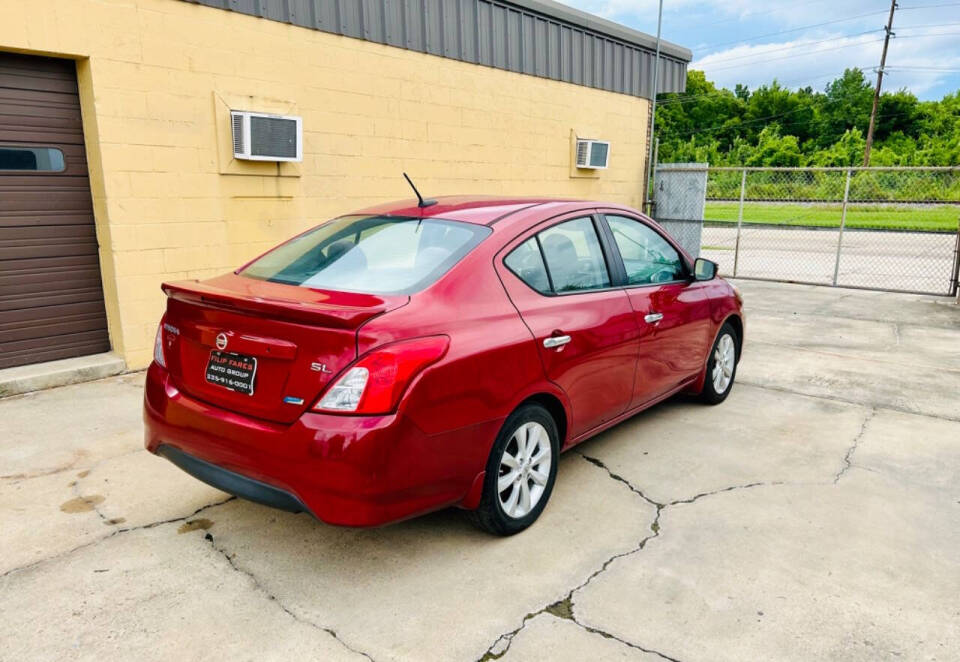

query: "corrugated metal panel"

left=0, top=53, right=111, bottom=369
left=183, top=0, right=688, bottom=98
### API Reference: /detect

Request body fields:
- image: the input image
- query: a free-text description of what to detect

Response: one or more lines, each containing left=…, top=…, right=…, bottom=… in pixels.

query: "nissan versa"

left=144, top=195, right=744, bottom=535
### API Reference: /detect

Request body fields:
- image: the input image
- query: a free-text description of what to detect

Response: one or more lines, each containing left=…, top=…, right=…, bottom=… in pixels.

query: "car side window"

left=538, top=217, right=610, bottom=292
left=606, top=215, right=685, bottom=285
left=504, top=237, right=551, bottom=294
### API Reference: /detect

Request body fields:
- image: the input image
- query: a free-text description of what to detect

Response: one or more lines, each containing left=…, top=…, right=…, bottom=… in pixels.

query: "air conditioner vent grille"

left=576, top=140, right=590, bottom=168
left=231, top=112, right=244, bottom=155
left=250, top=116, right=298, bottom=159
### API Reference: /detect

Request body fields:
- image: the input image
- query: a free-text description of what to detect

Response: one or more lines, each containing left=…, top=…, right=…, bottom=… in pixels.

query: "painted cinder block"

left=0, top=0, right=651, bottom=369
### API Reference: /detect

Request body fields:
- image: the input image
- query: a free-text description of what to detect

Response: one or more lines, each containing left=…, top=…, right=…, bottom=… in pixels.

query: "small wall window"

left=0, top=146, right=66, bottom=172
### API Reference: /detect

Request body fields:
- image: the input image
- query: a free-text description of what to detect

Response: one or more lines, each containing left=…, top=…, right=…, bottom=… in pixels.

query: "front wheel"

left=467, top=404, right=559, bottom=536
left=701, top=322, right=739, bottom=405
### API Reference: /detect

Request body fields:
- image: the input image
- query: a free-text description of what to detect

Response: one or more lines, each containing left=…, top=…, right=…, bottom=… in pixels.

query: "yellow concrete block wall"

left=0, top=0, right=650, bottom=369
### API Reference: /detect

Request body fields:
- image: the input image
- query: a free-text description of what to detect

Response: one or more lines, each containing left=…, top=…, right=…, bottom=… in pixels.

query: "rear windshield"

left=239, top=215, right=491, bottom=295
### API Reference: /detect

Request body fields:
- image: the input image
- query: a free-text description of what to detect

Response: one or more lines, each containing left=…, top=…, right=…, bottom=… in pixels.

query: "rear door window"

left=538, top=217, right=610, bottom=292
left=240, top=215, right=490, bottom=295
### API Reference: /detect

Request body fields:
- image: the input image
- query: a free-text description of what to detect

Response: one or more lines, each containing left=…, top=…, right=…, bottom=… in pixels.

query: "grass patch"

left=704, top=201, right=960, bottom=232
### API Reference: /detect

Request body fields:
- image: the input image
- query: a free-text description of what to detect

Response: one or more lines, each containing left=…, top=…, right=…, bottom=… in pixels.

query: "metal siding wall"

left=185, top=0, right=687, bottom=98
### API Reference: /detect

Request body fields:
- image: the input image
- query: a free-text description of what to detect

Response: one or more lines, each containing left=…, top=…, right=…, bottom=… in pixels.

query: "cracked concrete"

left=1, top=279, right=959, bottom=660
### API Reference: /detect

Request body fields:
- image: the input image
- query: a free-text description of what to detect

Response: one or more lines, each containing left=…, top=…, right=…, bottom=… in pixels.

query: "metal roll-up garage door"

left=0, top=53, right=110, bottom=369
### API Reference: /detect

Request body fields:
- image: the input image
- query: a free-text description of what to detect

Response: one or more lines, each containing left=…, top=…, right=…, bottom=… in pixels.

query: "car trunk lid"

left=160, top=273, right=407, bottom=424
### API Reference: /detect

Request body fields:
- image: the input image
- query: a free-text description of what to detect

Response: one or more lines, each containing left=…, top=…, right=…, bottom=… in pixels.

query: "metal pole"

left=733, top=168, right=746, bottom=276
left=864, top=0, right=897, bottom=166
left=951, top=217, right=960, bottom=300
left=644, top=0, right=664, bottom=213
left=833, top=169, right=853, bottom=286
left=648, top=136, right=659, bottom=216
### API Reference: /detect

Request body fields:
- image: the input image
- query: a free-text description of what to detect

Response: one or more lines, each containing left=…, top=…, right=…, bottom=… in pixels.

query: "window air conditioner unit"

left=231, top=110, right=303, bottom=162
left=575, top=138, right=610, bottom=169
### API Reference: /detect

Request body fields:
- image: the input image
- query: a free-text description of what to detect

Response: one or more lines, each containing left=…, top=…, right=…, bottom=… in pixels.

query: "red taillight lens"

left=153, top=319, right=166, bottom=368
left=314, top=336, right=449, bottom=415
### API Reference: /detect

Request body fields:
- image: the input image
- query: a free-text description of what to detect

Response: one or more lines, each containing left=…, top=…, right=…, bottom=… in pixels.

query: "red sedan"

left=144, top=196, right=743, bottom=535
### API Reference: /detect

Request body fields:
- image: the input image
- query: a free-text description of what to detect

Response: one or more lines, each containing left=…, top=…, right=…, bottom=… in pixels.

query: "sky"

left=557, top=0, right=960, bottom=100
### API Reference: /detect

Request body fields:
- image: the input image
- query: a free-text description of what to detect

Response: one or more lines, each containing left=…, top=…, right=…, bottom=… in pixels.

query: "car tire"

left=466, top=404, right=560, bottom=536
left=701, top=322, right=739, bottom=405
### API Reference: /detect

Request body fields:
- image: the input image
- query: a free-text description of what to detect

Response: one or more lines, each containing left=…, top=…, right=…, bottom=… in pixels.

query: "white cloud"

left=557, top=0, right=960, bottom=98
left=693, top=31, right=960, bottom=96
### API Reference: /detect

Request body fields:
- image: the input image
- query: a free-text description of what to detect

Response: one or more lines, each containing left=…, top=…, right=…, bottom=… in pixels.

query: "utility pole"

left=645, top=0, right=664, bottom=215
left=864, top=0, right=897, bottom=166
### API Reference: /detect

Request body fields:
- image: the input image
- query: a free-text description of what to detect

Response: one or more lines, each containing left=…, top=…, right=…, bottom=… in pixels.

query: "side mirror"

left=694, top=257, right=718, bottom=281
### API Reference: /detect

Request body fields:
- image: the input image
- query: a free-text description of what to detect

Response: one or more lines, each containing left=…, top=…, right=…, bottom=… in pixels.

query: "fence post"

left=951, top=217, right=960, bottom=300
left=832, top=169, right=853, bottom=286
left=733, top=168, right=747, bottom=276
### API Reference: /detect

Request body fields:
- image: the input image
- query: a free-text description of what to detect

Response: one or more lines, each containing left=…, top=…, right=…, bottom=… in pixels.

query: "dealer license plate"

left=205, top=351, right=257, bottom=395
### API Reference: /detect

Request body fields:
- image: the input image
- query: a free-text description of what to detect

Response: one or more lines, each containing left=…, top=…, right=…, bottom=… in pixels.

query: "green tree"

left=655, top=69, right=957, bottom=169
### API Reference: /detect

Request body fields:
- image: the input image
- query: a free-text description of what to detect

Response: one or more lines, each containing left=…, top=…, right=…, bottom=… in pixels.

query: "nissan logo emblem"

left=216, top=333, right=228, bottom=350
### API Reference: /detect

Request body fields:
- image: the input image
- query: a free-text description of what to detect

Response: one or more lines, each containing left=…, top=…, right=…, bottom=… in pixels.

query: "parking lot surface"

left=701, top=226, right=958, bottom=295
left=2, top=280, right=959, bottom=661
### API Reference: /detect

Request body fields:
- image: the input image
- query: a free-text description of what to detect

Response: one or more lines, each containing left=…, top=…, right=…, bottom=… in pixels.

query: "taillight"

left=153, top=320, right=166, bottom=368
left=314, top=336, right=449, bottom=415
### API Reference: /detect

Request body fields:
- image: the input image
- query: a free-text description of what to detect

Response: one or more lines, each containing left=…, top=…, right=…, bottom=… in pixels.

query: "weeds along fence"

left=652, top=165, right=960, bottom=297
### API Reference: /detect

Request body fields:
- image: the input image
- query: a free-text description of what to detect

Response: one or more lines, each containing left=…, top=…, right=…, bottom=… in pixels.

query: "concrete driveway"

left=2, top=280, right=958, bottom=662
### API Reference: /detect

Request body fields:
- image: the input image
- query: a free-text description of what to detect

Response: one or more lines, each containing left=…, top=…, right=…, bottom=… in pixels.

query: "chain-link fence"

left=652, top=165, right=960, bottom=296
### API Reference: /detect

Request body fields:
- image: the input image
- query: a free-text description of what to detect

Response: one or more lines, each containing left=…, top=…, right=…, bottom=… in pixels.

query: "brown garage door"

left=0, top=53, right=110, bottom=369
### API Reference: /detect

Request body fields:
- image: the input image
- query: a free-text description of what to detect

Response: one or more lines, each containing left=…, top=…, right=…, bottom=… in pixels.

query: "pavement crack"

left=477, top=457, right=667, bottom=662
left=667, top=481, right=770, bottom=506
left=834, top=408, right=877, bottom=484
left=567, top=618, right=684, bottom=662
left=739, top=381, right=957, bottom=422
left=0, top=496, right=236, bottom=581
left=202, top=531, right=376, bottom=662
left=576, top=452, right=665, bottom=508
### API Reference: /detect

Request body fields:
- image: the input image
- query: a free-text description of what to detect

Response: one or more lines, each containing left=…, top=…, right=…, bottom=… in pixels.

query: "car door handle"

left=644, top=312, right=664, bottom=324
left=543, top=335, right=572, bottom=349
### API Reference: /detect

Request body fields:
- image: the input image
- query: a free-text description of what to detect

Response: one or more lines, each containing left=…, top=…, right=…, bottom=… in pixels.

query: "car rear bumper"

left=155, top=444, right=307, bottom=513
left=143, top=362, right=499, bottom=527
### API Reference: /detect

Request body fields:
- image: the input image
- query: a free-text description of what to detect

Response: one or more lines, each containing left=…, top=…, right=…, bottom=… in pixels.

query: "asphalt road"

left=2, top=280, right=959, bottom=661
left=701, top=225, right=958, bottom=295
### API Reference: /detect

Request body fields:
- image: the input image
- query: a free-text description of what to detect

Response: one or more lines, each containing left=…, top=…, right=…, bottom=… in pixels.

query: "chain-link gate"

left=653, top=165, right=960, bottom=297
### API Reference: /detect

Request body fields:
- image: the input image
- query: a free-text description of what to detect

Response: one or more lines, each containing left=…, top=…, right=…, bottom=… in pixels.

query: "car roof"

left=351, top=195, right=640, bottom=227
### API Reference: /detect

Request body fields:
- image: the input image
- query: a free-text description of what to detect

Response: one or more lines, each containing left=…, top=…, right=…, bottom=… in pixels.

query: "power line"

left=699, top=23, right=960, bottom=69
left=897, top=1, right=960, bottom=7
left=895, top=21, right=960, bottom=28
left=697, top=10, right=889, bottom=51
left=885, top=65, right=960, bottom=71
left=694, top=30, right=882, bottom=67
left=695, top=31, right=960, bottom=75
left=657, top=66, right=876, bottom=107
left=667, top=105, right=922, bottom=140
left=696, top=2, right=960, bottom=53
left=703, top=38, right=887, bottom=73
left=695, top=0, right=838, bottom=28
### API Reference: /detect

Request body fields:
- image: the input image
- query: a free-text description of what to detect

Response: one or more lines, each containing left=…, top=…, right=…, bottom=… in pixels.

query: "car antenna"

left=403, top=172, right=437, bottom=208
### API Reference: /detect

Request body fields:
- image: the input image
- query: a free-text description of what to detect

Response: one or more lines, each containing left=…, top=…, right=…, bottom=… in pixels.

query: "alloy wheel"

left=497, top=421, right=553, bottom=519
left=712, top=333, right=736, bottom=394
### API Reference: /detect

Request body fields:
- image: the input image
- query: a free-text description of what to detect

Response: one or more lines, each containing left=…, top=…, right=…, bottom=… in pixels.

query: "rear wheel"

left=701, top=322, right=739, bottom=405
left=467, top=404, right=559, bottom=536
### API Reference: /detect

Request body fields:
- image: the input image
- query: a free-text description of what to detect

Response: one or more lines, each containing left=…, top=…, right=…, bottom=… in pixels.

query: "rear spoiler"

left=161, top=278, right=404, bottom=328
